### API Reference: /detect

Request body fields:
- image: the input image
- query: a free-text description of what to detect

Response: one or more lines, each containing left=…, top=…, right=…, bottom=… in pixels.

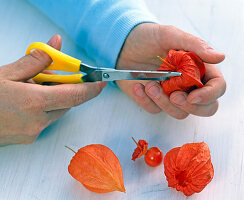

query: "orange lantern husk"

left=67, top=144, right=126, bottom=193
left=164, top=142, right=214, bottom=196
left=157, top=49, right=206, bottom=96
left=131, top=138, right=148, bottom=161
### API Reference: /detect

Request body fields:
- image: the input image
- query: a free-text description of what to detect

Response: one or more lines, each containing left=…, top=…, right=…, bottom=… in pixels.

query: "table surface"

left=0, top=0, right=243, bottom=199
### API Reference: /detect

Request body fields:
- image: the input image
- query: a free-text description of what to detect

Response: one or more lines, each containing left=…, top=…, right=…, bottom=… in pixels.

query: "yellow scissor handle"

left=32, top=73, right=84, bottom=84
left=26, top=42, right=83, bottom=84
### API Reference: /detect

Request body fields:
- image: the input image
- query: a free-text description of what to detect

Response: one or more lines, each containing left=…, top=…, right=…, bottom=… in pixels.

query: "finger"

left=187, top=64, right=226, bottom=105
left=145, top=81, right=189, bottom=119
left=0, top=134, right=37, bottom=146
left=47, top=34, right=62, bottom=51
left=170, top=91, right=219, bottom=116
left=0, top=35, right=62, bottom=81
left=165, top=26, right=225, bottom=63
left=132, top=83, right=161, bottom=114
left=42, top=81, right=107, bottom=111
left=117, top=80, right=161, bottom=114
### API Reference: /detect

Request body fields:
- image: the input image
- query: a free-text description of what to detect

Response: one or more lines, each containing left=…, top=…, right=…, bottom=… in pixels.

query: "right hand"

left=116, top=24, right=226, bottom=119
left=0, top=35, right=107, bottom=146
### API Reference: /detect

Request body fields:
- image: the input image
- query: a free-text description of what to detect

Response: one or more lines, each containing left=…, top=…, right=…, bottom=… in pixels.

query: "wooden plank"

left=0, top=0, right=243, bottom=199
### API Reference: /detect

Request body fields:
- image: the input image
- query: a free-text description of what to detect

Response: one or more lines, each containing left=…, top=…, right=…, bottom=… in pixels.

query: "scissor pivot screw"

left=103, top=73, right=110, bottom=79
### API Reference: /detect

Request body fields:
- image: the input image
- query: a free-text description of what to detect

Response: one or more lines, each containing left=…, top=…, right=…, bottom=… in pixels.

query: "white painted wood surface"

left=0, top=0, right=243, bottom=199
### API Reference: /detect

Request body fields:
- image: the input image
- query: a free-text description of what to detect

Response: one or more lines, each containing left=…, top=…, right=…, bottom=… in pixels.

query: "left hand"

left=0, top=35, right=106, bottom=146
left=116, top=23, right=226, bottom=119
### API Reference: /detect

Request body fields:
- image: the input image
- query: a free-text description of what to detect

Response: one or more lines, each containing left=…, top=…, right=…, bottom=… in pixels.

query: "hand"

left=116, top=24, right=226, bottom=119
left=0, top=35, right=107, bottom=146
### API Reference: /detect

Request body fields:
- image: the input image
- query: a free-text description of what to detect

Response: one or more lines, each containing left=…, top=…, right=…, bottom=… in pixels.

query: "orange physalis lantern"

left=131, top=137, right=148, bottom=161
left=67, top=144, right=125, bottom=193
left=157, top=49, right=206, bottom=96
left=164, top=142, right=214, bottom=196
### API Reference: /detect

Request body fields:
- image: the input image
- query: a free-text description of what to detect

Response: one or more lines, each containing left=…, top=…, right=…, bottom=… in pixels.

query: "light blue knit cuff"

left=95, top=12, right=159, bottom=69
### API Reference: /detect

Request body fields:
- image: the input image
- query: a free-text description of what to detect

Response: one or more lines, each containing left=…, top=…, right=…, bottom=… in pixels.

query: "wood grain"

left=0, top=0, right=243, bottom=199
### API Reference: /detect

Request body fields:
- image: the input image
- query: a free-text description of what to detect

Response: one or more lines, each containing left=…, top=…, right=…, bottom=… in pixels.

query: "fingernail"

left=190, top=97, right=202, bottom=104
left=148, top=86, right=161, bottom=98
left=100, top=82, right=107, bottom=89
left=172, top=94, right=186, bottom=106
left=47, top=36, right=57, bottom=46
left=135, top=87, right=145, bottom=97
left=97, top=81, right=107, bottom=90
left=207, top=48, right=220, bottom=55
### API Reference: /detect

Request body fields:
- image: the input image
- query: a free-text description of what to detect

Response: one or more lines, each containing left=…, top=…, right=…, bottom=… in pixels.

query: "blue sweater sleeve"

left=27, top=0, right=158, bottom=68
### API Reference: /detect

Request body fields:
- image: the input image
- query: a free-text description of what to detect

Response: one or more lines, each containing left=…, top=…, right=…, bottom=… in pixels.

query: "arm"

left=28, top=1, right=226, bottom=119
left=28, top=0, right=158, bottom=68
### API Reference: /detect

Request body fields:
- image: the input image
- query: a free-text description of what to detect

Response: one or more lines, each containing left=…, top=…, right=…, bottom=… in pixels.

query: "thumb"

left=163, top=26, right=225, bottom=64
left=179, top=31, right=225, bottom=64
left=0, top=35, right=62, bottom=81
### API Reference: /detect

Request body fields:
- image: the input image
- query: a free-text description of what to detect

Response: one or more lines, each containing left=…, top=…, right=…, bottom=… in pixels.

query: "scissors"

left=25, top=42, right=181, bottom=84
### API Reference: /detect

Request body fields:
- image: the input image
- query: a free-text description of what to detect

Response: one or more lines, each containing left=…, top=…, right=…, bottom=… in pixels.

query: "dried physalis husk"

left=67, top=144, right=125, bottom=193
left=131, top=137, right=148, bottom=161
left=157, top=49, right=206, bottom=96
left=164, top=142, right=214, bottom=196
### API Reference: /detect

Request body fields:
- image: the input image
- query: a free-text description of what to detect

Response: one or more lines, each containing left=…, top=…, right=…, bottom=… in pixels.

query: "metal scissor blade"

left=82, top=69, right=181, bottom=82
left=100, top=70, right=181, bottom=81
